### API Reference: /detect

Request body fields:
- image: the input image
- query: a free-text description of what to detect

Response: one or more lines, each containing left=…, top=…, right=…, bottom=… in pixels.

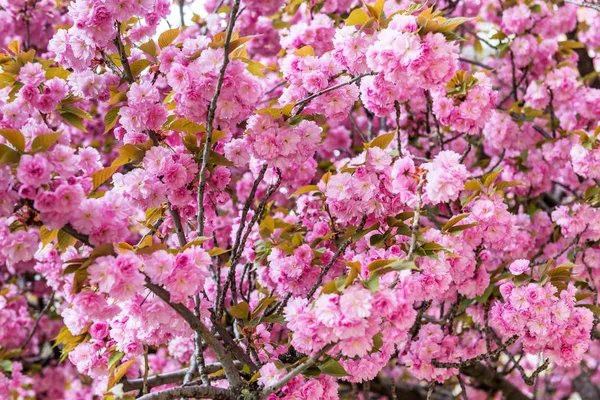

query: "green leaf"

left=108, top=351, right=125, bottom=370
left=158, top=28, right=180, bottom=49
left=228, top=301, right=249, bottom=320
left=475, top=283, right=494, bottom=303
left=318, top=358, right=350, bottom=377
left=61, top=112, right=87, bottom=132
left=31, top=132, right=62, bottom=153
left=104, top=106, right=122, bottom=133
left=345, top=8, right=370, bottom=26
left=0, top=128, right=25, bottom=152
left=0, top=360, right=12, bottom=372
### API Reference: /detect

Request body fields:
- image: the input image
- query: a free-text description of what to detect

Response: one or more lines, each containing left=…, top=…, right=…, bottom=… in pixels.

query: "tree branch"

left=136, top=384, right=231, bottom=400
left=262, top=344, right=335, bottom=397
left=460, top=362, right=531, bottom=400
left=122, top=362, right=241, bottom=392
left=144, top=279, right=243, bottom=388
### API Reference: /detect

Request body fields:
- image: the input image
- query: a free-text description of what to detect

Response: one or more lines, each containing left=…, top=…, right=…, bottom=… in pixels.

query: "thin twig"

left=21, top=293, right=54, bottom=350
left=197, top=0, right=241, bottom=236
left=293, top=73, right=375, bottom=116
left=262, top=344, right=335, bottom=396
left=306, top=216, right=367, bottom=300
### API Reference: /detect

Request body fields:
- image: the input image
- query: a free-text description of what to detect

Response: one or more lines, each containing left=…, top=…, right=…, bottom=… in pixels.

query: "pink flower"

left=339, top=286, right=373, bottom=320
left=508, top=259, right=530, bottom=275
left=17, top=154, right=51, bottom=187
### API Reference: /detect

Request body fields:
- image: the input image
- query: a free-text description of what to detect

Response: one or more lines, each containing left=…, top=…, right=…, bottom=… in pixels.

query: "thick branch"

left=122, top=362, right=241, bottom=392
left=461, top=362, right=531, bottom=400
left=136, top=385, right=231, bottom=400
left=144, top=279, right=243, bottom=388
left=262, top=344, right=335, bottom=397
left=573, top=372, right=600, bottom=400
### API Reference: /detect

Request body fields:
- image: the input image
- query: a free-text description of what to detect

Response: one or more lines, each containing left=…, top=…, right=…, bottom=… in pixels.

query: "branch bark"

left=136, top=385, right=231, bottom=400
left=122, top=362, right=241, bottom=392
left=144, top=279, right=243, bottom=388
left=461, top=362, right=531, bottom=400
left=573, top=372, right=600, bottom=400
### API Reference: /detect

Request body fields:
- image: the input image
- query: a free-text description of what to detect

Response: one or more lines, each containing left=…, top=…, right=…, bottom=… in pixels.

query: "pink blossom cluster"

left=284, top=283, right=416, bottom=382
left=570, top=142, right=600, bottom=179
left=431, top=72, right=497, bottom=135
left=280, top=54, right=360, bottom=121
left=491, top=283, right=593, bottom=367
left=15, top=63, right=70, bottom=115
left=48, top=0, right=170, bottom=71
left=244, top=113, right=322, bottom=168
left=260, top=364, right=339, bottom=400
left=280, top=13, right=336, bottom=56
left=114, top=145, right=200, bottom=209
left=423, top=150, right=468, bottom=204
left=164, top=46, right=264, bottom=129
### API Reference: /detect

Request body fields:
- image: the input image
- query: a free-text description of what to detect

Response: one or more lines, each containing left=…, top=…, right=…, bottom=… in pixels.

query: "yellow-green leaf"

left=61, top=112, right=87, bottom=132
left=208, top=247, right=230, bottom=257
left=129, top=59, right=151, bottom=77
left=91, top=165, right=120, bottom=190
left=484, top=170, right=502, bottom=187
left=345, top=8, right=370, bottom=26
left=31, top=132, right=62, bottom=153
left=40, top=226, right=58, bottom=249
left=158, top=28, right=180, bottom=49
left=57, top=230, right=77, bottom=251
left=464, top=179, right=482, bottom=191
left=104, top=106, right=122, bottom=133
left=107, top=358, right=136, bottom=390
left=442, top=213, right=469, bottom=232
left=0, top=129, right=25, bottom=152
left=228, top=301, right=249, bottom=320
left=139, top=40, right=157, bottom=57
left=294, top=46, right=314, bottom=57
left=169, top=118, right=205, bottom=133
left=0, top=144, right=20, bottom=164
left=368, top=132, right=395, bottom=150
left=373, top=0, right=385, bottom=19
left=292, top=185, right=320, bottom=197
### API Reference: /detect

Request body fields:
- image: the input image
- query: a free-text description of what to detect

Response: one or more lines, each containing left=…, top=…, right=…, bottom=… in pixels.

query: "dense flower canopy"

left=2, top=0, right=600, bottom=399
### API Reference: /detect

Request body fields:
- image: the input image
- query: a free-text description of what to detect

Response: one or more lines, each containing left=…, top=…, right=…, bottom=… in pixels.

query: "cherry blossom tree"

left=2, top=0, right=600, bottom=399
